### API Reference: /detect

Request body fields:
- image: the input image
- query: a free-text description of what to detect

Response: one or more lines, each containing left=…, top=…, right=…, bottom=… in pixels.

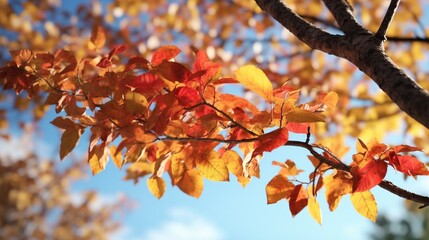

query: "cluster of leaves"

left=1, top=42, right=428, bottom=223
left=0, top=153, right=123, bottom=239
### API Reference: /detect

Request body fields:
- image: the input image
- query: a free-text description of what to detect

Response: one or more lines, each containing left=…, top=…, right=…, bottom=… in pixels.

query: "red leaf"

left=252, top=128, right=289, bottom=158
left=156, top=61, right=191, bottom=82
left=175, top=87, right=201, bottom=107
left=125, top=73, right=165, bottom=96
left=96, top=57, right=112, bottom=68
left=151, top=45, right=181, bottom=66
left=393, top=145, right=422, bottom=153
left=397, top=155, right=429, bottom=176
left=351, top=159, right=387, bottom=192
left=108, top=45, right=126, bottom=58
left=288, top=184, right=308, bottom=217
left=193, top=49, right=221, bottom=85
left=125, top=56, right=150, bottom=71
left=286, top=122, right=309, bottom=134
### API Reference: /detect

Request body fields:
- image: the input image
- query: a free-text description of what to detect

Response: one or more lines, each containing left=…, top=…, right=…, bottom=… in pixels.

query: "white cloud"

left=144, top=208, right=224, bottom=240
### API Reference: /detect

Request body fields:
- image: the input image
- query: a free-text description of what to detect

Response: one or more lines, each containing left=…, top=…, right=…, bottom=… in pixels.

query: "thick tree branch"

left=321, top=0, right=367, bottom=35
left=256, top=0, right=429, bottom=129
left=253, top=0, right=344, bottom=56
left=376, top=0, right=401, bottom=40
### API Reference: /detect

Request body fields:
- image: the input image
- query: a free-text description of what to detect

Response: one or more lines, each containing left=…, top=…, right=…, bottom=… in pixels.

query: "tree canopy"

left=1, top=0, right=429, bottom=224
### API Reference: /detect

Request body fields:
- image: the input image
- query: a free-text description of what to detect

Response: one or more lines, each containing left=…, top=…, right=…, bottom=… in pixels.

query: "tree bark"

left=255, top=0, right=429, bottom=129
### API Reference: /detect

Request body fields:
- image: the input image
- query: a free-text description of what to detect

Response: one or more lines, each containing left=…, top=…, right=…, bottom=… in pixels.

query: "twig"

left=376, top=0, right=401, bottom=41
left=161, top=135, right=259, bottom=144
left=203, top=101, right=259, bottom=136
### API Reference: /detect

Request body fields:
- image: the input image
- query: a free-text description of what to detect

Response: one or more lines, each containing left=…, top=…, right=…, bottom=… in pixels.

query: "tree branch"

left=256, top=0, right=429, bottom=129
left=321, top=0, right=367, bottom=35
left=286, top=141, right=429, bottom=206
left=254, top=0, right=344, bottom=56
left=376, top=0, right=401, bottom=41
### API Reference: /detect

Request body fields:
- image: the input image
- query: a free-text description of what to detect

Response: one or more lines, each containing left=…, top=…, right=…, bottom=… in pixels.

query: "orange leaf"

left=350, top=191, right=378, bottom=222
left=88, top=144, right=109, bottom=175
left=147, top=176, right=166, bottom=199
left=177, top=169, right=204, bottom=198
left=288, top=184, right=308, bottom=217
left=324, top=171, right=353, bottom=211
left=322, top=91, right=338, bottom=109
left=109, top=145, right=123, bottom=169
left=252, top=128, right=289, bottom=158
left=89, top=24, right=106, bottom=50
left=286, top=109, right=325, bottom=123
left=351, top=159, right=387, bottom=192
left=170, top=153, right=186, bottom=185
left=151, top=45, right=181, bottom=66
left=51, top=117, right=76, bottom=129
left=265, top=174, right=294, bottom=204
left=60, top=127, right=82, bottom=160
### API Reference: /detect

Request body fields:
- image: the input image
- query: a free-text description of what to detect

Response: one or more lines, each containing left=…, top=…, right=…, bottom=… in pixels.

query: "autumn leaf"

left=151, top=45, right=181, bottom=66
left=124, top=91, right=148, bottom=114
left=89, top=24, right=106, bottom=50
left=308, top=192, right=322, bottom=224
left=196, top=150, right=229, bottom=181
left=351, top=159, right=387, bottom=192
left=60, top=127, right=83, bottom=160
left=109, top=145, right=123, bottom=169
left=175, top=87, right=201, bottom=107
left=324, top=171, right=353, bottom=211
left=88, top=144, right=109, bottom=175
left=147, top=176, right=166, bottom=199
left=252, top=128, right=289, bottom=158
left=50, top=117, right=76, bottom=129
left=170, top=153, right=186, bottom=185
left=177, top=169, right=204, bottom=198
left=286, top=109, right=325, bottom=123
left=350, top=191, right=378, bottom=222
left=391, top=154, right=429, bottom=176
left=322, top=91, right=338, bottom=109
left=265, top=174, right=294, bottom=204
left=235, top=65, right=273, bottom=103
left=288, top=184, right=308, bottom=217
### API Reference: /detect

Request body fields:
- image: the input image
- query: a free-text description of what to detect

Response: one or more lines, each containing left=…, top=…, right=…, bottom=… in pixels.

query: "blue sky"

left=3, top=0, right=429, bottom=239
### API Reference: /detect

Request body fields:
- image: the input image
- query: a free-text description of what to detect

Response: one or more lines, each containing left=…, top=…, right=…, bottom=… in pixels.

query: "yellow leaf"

left=350, top=191, right=378, bottom=222
left=308, top=192, right=322, bottom=224
left=324, top=171, right=353, bottom=211
left=147, top=176, right=166, bottom=199
left=124, top=92, right=148, bottom=114
left=60, top=128, right=82, bottom=160
left=170, top=153, right=186, bottom=185
left=286, top=109, right=325, bottom=123
left=265, top=174, right=294, bottom=204
left=88, top=144, right=109, bottom=175
left=196, top=150, right=229, bottom=181
left=109, top=145, right=123, bottom=169
left=235, top=65, right=273, bottom=103
left=323, top=91, right=338, bottom=109
left=177, top=169, right=204, bottom=198
left=223, top=150, right=243, bottom=177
